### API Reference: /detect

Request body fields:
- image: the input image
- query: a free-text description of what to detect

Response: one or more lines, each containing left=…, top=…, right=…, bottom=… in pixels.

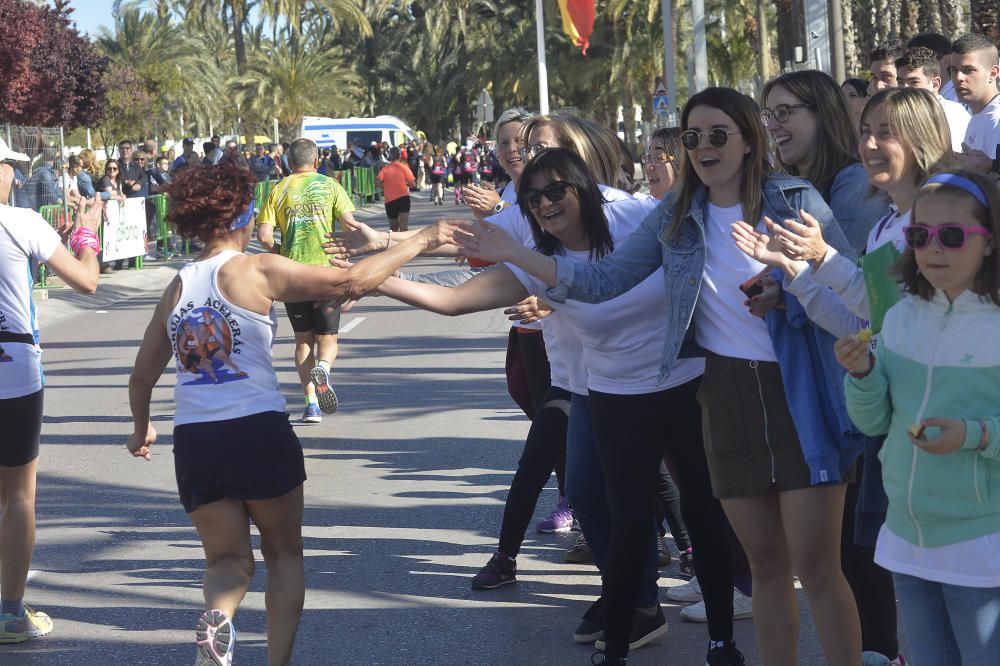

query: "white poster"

left=102, top=198, right=147, bottom=262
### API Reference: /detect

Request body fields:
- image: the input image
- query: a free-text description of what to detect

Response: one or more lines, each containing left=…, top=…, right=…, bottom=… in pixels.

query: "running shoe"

left=0, top=606, right=53, bottom=643
left=195, top=609, right=235, bottom=666
left=573, top=597, right=604, bottom=643
left=890, top=655, right=907, bottom=666
left=565, top=533, right=593, bottom=564
left=470, top=552, right=516, bottom=590
left=590, top=653, right=626, bottom=665
left=665, top=576, right=701, bottom=602
left=535, top=496, right=573, bottom=533
left=301, top=403, right=322, bottom=424
left=863, top=652, right=891, bottom=666
left=594, top=604, right=668, bottom=651
left=657, top=537, right=672, bottom=567
left=679, top=588, right=753, bottom=623
left=677, top=547, right=695, bottom=578
left=706, top=640, right=746, bottom=665
left=309, top=365, right=339, bottom=414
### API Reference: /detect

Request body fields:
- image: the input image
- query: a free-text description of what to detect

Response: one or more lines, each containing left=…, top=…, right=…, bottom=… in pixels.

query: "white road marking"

left=339, top=317, right=366, bottom=334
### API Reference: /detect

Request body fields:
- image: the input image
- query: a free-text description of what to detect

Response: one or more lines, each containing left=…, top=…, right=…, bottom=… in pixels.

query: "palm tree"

left=259, top=0, right=371, bottom=48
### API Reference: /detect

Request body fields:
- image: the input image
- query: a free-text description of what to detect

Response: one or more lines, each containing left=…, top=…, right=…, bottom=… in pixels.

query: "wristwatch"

left=493, top=201, right=505, bottom=214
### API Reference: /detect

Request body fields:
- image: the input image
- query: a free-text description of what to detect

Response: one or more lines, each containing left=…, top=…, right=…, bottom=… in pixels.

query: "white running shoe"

left=679, top=588, right=753, bottom=623
left=0, top=606, right=53, bottom=643
left=195, top=609, right=235, bottom=665
left=310, top=365, right=339, bottom=414
left=665, top=576, right=702, bottom=602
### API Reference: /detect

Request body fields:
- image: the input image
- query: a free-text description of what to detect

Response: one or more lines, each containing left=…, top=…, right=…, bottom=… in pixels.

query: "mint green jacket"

left=845, top=290, right=1000, bottom=547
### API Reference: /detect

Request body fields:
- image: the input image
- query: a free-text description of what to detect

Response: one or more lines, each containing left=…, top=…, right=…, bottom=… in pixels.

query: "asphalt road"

left=7, top=191, right=837, bottom=665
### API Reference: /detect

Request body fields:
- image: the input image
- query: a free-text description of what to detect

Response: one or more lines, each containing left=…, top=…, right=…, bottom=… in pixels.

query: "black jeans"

left=497, top=386, right=571, bottom=558
left=842, top=456, right=900, bottom=658
left=589, top=378, right=735, bottom=656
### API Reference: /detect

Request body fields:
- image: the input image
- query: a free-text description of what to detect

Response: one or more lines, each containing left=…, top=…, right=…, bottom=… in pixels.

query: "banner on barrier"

left=102, top=198, right=147, bottom=262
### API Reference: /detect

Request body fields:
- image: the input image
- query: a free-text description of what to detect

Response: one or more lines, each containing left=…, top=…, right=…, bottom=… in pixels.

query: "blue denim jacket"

left=545, top=173, right=857, bottom=379
left=827, top=163, right=890, bottom=255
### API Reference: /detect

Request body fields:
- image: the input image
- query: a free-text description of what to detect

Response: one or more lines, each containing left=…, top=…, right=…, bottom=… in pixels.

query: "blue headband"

left=229, top=194, right=256, bottom=231
left=924, top=173, right=989, bottom=209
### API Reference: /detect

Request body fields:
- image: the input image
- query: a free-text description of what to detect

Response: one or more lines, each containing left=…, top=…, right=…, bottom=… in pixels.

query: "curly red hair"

left=166, top=165, right=257, bottom=242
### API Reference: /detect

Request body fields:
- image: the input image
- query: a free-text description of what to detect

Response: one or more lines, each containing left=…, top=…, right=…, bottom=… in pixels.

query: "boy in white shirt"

left=951, top=33, right=1000, bottom=173
left=895, top=47, right=971, bottom=152
left=907, top=32, right=961, bottom=102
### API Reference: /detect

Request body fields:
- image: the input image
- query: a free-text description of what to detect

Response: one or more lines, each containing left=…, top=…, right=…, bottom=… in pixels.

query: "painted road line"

left=339, top=317, right=366, bottom=334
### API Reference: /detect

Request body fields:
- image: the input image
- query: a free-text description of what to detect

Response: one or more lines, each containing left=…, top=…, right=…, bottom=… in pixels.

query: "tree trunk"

left=230, top=0, right=248, bottom=76
left=901, top=1, right=918, bottom=36
left=773, top=0, right=804, bottom=70
left=971, top=0, right=1000, bottom=42
left=939, top=0, right=965, bottom=39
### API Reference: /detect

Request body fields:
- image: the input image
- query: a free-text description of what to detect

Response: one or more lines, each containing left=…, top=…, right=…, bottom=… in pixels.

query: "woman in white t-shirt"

left=125, top=165, right=460, bottom=666
left=0, top=155, right=101, bottom=643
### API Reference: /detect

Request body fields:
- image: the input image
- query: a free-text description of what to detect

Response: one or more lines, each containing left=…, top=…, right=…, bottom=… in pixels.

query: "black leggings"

left=0, top=389, right=43, bottom=467
left=497, top=386, right=571, bottom=557
left=655, top=460, right=691, bottom=550
left=589, top=378, right=736, bottom=656
left=842, top=456, right=899, bottom=658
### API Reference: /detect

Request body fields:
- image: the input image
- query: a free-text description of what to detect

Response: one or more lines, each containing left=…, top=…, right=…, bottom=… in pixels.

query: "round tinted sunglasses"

left=522, top=180, right=574, bottom=209
left=903, top=224, right=992, bottom=250
left=680, top=129, right=741, bottom=151
left=641, top=151, right=674, bottom=166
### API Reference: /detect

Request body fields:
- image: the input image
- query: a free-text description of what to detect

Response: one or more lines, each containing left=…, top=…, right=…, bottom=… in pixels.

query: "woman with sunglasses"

left=837, top=170, right=1000, bottom=666
left=759, top=70, right=900, bottom=665
left=460, top=88, right=866, bottom=666
left=124, top=165, right=460, bottom=666
left=368, top=148, right=743, bottom=665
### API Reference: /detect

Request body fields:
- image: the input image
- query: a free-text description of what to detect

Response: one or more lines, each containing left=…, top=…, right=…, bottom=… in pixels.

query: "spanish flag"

left=558, top=0, right=595, bottom=55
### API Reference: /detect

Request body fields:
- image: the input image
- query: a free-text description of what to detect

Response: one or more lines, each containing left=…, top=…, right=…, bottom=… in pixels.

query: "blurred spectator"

left=77, top=149, right=107, bottom=201
left=249, top=144, right=277, bottom=182
left=171, top=138, right=198, bottom=172
left=118, top=140, right=149, bottom=198
left=207, top=135, right=223, bottom=165
left=273, top=142, right=291, bottom=177
left=23, top=149, right=61, bottom=210
left=218, top=140, right=248, bottom=168
left=406, top=141, right=422, bottom=191
left=98, top=159, right=124, bottom=199
left=149, top=155, right=171, bottom=193
left=142, top=138, right=158, bottom=156
left=63, top=156, right=82, bottom=207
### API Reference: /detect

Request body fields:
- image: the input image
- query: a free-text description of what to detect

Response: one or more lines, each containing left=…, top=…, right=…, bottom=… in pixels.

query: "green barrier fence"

left=254, top=180, right=275, bottom=207
left=37, top=205, right=70, bottom=287
left=352, top=167, right=376, bottom=206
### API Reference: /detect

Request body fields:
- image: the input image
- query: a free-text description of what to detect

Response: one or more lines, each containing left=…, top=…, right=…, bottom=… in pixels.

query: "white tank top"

left=168, top=250, right=286, bottom=425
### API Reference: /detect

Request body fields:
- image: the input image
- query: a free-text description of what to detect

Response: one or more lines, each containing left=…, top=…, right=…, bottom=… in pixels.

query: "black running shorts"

left=384, top=196, right=411, bottom=219
left=0, top=389, right=44, bottom=467
left=284, top=300, right=342, bottom=335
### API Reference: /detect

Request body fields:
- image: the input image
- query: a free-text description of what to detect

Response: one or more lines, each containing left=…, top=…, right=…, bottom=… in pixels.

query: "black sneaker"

left=594, top=605, right=668, bottom=651
left=470, top=552, right=516, bottom=590
left=590, top=652, right=626, bottom=665
left=573, top=596, right=604, bottom=643
left=678, top=547, right=695, bottom=578
left=706, top=640, right=746, bottom=665
left=657, top=537, right=671, bottom=567
left=565, top=533, right=593, bottom=563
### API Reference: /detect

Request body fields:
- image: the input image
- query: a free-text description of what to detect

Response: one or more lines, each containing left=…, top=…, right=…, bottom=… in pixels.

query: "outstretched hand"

left=766, top=210, right=830, bottom=264
left=325, top=218, right=382, bottom=257
left=454, top=220, right=520, bottom=263
left=77, top=197, right=104, bottom=234
left=731, top=218, right=789, bottom=268
left=504, top=296, right=553, bottom=324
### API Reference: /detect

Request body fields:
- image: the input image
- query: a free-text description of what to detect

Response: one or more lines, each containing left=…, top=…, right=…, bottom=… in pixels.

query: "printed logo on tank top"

left=170, top=300, right=249, bottom=385
left=0, top=311, right=12, bottom=362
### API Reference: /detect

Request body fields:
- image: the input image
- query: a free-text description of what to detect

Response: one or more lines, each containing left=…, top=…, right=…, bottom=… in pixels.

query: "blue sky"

left=66, top=0, right=117, bottom=37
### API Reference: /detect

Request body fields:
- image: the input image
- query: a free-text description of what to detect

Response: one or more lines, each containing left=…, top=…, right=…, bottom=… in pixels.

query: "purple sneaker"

left=535, top=495, right=573, bottom=533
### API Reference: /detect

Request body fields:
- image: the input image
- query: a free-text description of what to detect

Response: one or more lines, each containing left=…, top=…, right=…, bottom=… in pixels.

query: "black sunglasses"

left=903, top=224, right=992, bottom=250
left=522, top=181, right=574, bottom=209
left=680, top=129, right=741, bottom=151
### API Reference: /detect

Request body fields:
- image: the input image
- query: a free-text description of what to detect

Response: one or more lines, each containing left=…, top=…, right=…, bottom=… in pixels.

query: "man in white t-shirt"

left=896, top=47, right=971, bottom=152
left=867, top=40, right=905, bottom=95
left=951, top=33, right=1000, bottom=173
left=907, top=32, right=962, bottom=103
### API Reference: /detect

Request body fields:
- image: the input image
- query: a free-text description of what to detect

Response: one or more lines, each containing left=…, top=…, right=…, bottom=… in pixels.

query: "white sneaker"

left=679, top=588, right=753, bottom=623
left=195, top=609, right=235, bottom=665
left=666, top=576, right=702, bottom=602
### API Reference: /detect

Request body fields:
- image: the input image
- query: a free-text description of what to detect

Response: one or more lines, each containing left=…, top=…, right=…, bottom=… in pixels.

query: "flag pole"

left=536, top=0, right=550, bottom=114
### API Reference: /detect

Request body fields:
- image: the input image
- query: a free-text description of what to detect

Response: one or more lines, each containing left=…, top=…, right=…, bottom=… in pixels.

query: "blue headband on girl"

left=924, top=173, right=989, bottom=209
left=229, top=194, right=256, bottom=231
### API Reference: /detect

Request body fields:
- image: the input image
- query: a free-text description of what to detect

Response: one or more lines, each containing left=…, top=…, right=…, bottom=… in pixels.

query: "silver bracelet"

left=386, top=230, right=391, bottom=250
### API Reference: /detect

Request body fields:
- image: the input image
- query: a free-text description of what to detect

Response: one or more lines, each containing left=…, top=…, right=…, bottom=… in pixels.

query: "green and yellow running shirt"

left=258, top=172, right=355, bottom=266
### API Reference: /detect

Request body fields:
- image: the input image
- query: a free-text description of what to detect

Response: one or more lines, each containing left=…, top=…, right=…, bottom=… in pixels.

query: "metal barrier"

left=351, top=167, right=376, bottom=206
left=37, top=205, right=71, bottom=287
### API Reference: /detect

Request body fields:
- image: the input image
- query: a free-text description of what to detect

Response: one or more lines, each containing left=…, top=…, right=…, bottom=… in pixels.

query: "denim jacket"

left=826, top=163, right=890, bottom=255
left=545, top=173, right=857, bottom=380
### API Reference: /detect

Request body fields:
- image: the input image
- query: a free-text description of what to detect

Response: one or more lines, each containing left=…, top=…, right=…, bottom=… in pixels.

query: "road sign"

left=476, top=89, right=495, bottom=127
left=654, top=78, right=669, bottom=96
left=653, top=94, right=671, bottom=115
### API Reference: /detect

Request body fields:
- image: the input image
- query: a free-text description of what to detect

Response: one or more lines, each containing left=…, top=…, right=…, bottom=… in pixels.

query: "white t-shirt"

left=963, top=93, right=1000, bottom=157
left=865, top=206, right=910, bottom=255
left=694, top=203, right=777, bottom=362
left=939, top=78, right=959, bottom=103
left=509, top=196, right=703, bottom=395
left=0, top=205, right=62, bottom=399
left=875, top=524, right=1000, bottom=588
left=938, top=95, right=972, bottom=152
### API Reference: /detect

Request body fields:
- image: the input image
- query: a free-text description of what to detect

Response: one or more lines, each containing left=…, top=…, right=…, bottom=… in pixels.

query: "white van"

left=299, top=115, right=417, bottom=151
